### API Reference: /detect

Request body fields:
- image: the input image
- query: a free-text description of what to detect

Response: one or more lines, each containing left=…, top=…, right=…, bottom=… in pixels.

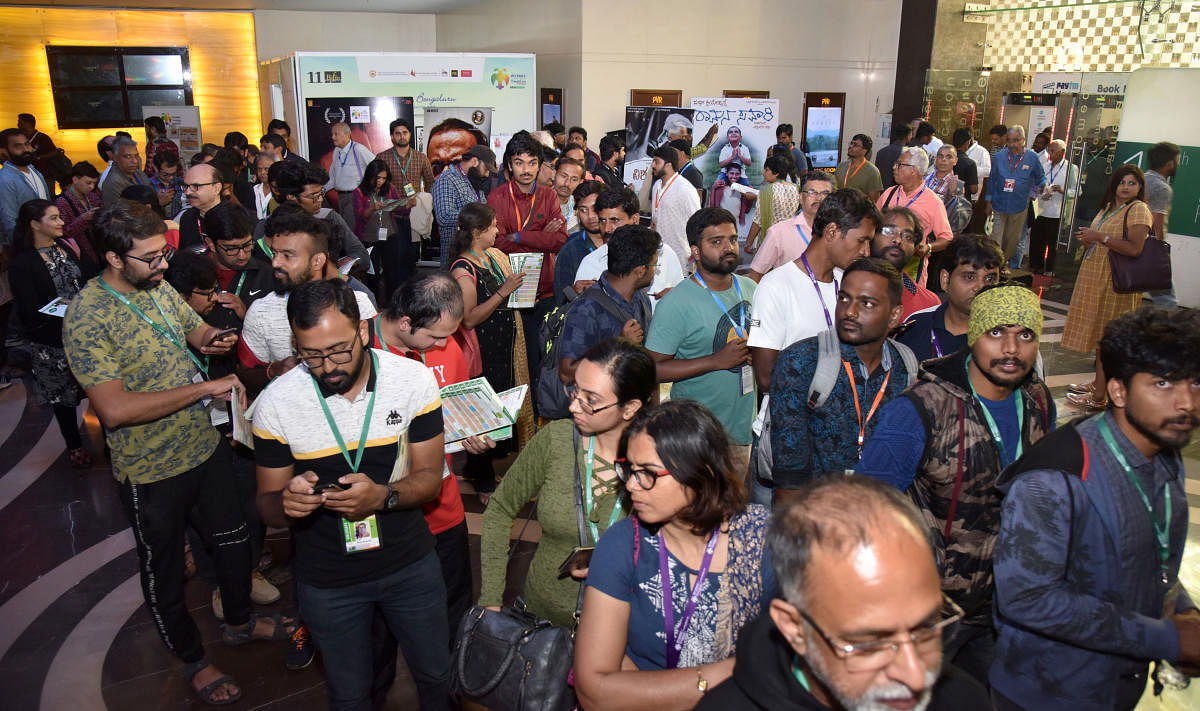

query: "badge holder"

left=342, top=515, right=381, bottom=553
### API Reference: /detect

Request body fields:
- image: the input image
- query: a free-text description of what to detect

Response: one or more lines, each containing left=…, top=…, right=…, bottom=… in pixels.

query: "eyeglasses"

left=191, top=286, right=218, bottom=300
left=123, top=246, right=175, bottom=268
left=894, top=162, right=919, bottom=170
left=299, top=188, right=326, bottom=202
left=183, top=181, right=219, bottom=192
left=298, top=345, right=357, bottom=370
left=214, top=240, right=254, bottom=256
left=614, top=458, right=673, bottom=490
left=880, top=224, right=918, bottom=243
left=797, top=594, right=963, bottom=673
left=802, top=189, right=833, bottom=198
left=565, top=383, right=619, bottom=415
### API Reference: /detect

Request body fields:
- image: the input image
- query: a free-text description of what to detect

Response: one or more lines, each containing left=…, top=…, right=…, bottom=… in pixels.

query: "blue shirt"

left=770, top=338, right=912, bottom=489
left=553, top=231, right=599, bottom=304
left=898, top=304, right=967, bottom=361
left=987, top=148, right=1046, bottom=214
left=431, top=165, right=484, bottom=240
left=558, top=276, right=650, bottom=363
left=0, top=162, right=49, bottom=241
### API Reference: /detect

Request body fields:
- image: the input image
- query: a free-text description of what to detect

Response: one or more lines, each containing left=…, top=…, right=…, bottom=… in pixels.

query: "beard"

left=699, top=253, right=738, bottom=276
left=837, top=318, right=885, bottom=346
left=875, top=245, right=908, bottom=271
left=273, top=268, right=309, bottom=295
left=805, top=645, right=937, bottom=711
left=8, top=152, right=35, bottom=167
left=467, top=165, right=488, bottom=191
left=129, top=269, right=165, bottom=291
left=1126, top=397, right=1198, bottom=452
left=316, top=345, right=366, bottom=395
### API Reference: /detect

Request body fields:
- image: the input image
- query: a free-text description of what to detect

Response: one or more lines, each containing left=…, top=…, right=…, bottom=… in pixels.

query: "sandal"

left=183, top=658, right=242, bottom=706
left=1067, top=382, right=1094, bottom=395
left=221, top=611, right=297, bottom=646
left=69, top=447, right=92, bottom=469
left=1065, top=391, right=1107, bottom=411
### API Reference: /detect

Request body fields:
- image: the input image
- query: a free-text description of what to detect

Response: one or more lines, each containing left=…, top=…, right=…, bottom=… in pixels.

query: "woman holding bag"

left=574, top=399, right=775, bottom=711
left=478, top=338, right=656, bottom=627
left=1061, top=165, right=1153, bottom=410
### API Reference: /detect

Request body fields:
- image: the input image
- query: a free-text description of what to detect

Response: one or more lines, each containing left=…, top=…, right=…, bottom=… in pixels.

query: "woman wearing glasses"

left=478, top=338, right=656, bottom=627
left=9, top=199, right=99, bottom=467
left=574, top=399, right=774, bottom=710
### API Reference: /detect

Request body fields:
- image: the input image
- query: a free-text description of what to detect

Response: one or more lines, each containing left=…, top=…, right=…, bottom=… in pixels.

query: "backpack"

left=535, top=286, right=649, bottom=419
left=753, top=328, right=919, bottom=485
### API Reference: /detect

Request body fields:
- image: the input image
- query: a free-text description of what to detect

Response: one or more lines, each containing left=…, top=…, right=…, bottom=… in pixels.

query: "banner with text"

left=623, top=106, right=695, bottom=193
left=688, top=97, right=779, bottom=188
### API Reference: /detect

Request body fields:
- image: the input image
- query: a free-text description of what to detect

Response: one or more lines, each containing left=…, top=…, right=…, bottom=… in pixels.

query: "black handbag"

left=450, top=428, right=590, bottom=711
left=1109, top=202, right=1172, bottom=294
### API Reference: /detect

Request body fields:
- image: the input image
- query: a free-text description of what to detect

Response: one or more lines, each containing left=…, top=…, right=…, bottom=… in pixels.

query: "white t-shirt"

left=575, top=242, right=684, bottom=311
left=719, top=144, right=751, bottom=168
left=746, top=260, right=843, bottom=433
left=651, top=173, right=701, bottom=273
left=966, top=141, right=991, bottom=202
left=242, top=289, right=378, bottom=364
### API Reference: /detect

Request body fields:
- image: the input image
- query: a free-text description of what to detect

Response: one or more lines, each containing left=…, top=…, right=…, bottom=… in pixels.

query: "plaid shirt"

left=375, top=146, right=434, bottom=195
left=431, top=164, right=485, bottom=240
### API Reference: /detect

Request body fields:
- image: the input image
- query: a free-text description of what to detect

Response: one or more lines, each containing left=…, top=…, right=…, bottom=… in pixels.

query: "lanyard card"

left=38, top=296, right=70, bottom=318
left=342, top=515, right=381, bottom=553
left=740, top=364, right=755, bottom=397
left=1002, top=178, right=1016, bottom=193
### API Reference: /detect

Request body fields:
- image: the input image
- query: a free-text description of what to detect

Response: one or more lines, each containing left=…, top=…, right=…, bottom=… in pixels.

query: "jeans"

left=117, top=439, right=252, bottom=663
left=297, top=551, right=452, bottom=711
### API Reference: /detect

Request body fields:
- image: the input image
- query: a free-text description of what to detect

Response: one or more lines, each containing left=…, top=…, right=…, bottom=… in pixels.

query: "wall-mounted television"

left=46, top=46, right=192, bottom=129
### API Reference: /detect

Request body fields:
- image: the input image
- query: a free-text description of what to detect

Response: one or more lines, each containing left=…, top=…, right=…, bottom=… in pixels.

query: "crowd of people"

left=0, top=108, right=1195, bottom=711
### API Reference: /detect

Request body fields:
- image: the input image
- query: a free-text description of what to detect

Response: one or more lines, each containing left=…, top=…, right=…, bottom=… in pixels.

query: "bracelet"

left=696, top=666, right=708, bottom=694
left=1103, top=234, right=1110, bottom=245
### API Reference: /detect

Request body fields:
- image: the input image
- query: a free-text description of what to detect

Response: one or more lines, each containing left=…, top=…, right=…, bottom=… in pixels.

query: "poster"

left=141, top=105, right=202, bottom=156
left=420, top=106, right=499, bottom=175
left=1028, top=106, right=1055, bottom=138
left=293, top=52, right=535, bottom=163
left=804, top=106, right=843, bottom=168
left=688, top=97, right=779, bottom=187
left=304, top=96, right=414, bottom=177
left=623, top=106, right=696, bottom=192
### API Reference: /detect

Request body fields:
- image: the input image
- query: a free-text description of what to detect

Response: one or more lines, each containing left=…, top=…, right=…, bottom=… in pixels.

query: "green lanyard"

left=1097, top=416, right=1173, bottom=584
left=469, top=249, right=506, bottom=285
left=1095, top=202, right=1128, bottom=230
left=98, top=276, right=208, bottom=377
left=373, top=316, right=425, bottom=364
left=311, top=350, right=379, bottom=474
left=232, top=270, right=247, bottom=297
left=581, top=436, right=621, bottom=544
left=964, top=355, right=1023, bottom=466
left=791, top=655, right=813, bottom=693
left=257, top=237, right=274, bottom=259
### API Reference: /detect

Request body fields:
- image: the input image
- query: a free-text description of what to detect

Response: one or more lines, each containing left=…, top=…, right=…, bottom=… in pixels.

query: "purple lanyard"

left=800, top=253, right=837, bottom=328
left=339, top=144, right=362, bottom=173
left=659, top=528, right=720, bottom=669
left=930, top=329, right=944, bottom=358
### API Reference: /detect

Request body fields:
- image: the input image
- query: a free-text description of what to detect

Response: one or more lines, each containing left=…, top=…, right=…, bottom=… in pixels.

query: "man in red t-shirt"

left=368, top=272, right=497, bottom=647
left=871, top=207, right=941, bottom=320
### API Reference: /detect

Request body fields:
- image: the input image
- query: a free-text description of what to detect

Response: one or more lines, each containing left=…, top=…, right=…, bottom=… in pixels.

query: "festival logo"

left=491, top=67, right=510, bottom=90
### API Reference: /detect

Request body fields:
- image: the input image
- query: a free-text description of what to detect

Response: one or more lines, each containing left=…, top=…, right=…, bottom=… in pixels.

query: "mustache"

left=990, top=358, right=1027, bottom=369
left=1164, top=415, right=1199, bottom=427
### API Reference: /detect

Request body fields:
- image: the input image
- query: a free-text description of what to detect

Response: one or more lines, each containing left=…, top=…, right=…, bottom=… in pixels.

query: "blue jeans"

left=297, top=551, right=452, bottom=711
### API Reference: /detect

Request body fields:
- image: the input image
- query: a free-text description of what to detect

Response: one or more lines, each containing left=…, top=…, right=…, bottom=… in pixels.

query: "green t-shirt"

left=645, top=275, right=757, bottom=444
left=64, top=277, right=219, bottom=484
left=836, top=159, right=884, bottom=195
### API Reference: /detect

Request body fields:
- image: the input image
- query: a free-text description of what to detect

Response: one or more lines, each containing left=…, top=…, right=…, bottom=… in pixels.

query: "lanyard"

left=791, top=655, right=813, bottom=693
left=799, top=253, right=837, bottom=328
left=654, top=172, right=681, bottom=211
left=338, top=143, right=362, bottom=174
left=581, top=436, right=620, bottom=544
left=692, top=271, right=747, bottom=339
left=898, top=185, right=926, bottom=209
left=1007, top=149, right=1025, bottom=173
left=964, top=355, right=1024, bottom=466
left=931, top=328, right=944, bottom=358
left=1048, top=160, right=1064, bottom=186
left=1096, top=202, right=1129, bottom=230
left=659, top=528, right=720, bottom=669
left=311, top=350, right=379, bottom=474
left=794, top=218, right=811, bottom=246
left=257, top=237, right=274, bottom=259
left=509, top=183, right=537, bottom=230
left=392, top=147, right=414, bottom=182
left=373, top=315, right=396, bottom=354
left=842, top=361, right=892, bottom=451
left=469, top=249, right=506, bottom=284
left=232, top=270, right=247, bottom=297
left=98, top=276, right=208, bottom=376
left=582, top=233, right=598, bottom=254
left=1097, top=417, right=1173, bottom=584
left=845, top=159, right=866, bottom=183
left=924, top=172, right=950, bottom=193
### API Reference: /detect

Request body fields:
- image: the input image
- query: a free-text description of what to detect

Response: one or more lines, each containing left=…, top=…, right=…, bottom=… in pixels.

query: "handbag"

left=1109, top=202, right=1172, bottom=293
left=450, top=428, right=589, bottom=711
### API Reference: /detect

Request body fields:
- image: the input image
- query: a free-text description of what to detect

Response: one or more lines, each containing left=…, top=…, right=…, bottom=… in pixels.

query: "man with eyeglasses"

left=897, top=235, right=1003, bottom=360
left=877, top=147, right=954, bottom=288
left=252, top=278, right=452, bottom=711
left=984, top=126, right=1046, bottom=263
left=201, top=202, right=275, bottom=327
left=63, top=202, right=287, bottom=705
left=858, top=282, right=1054, bottom=687
left=747, top=171, right=835, bottom=282
left=870, top=207, right=939, bottom=320
left=697, top=475, right=987, bottom=710
left=176, top=163, right=225, bottom=249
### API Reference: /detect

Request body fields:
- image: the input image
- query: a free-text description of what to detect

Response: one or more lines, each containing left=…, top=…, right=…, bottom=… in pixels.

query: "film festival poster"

left=304, top=96, right=416, bottom=176
left=688, top=97, right=780, bottom=188
left=623, top=106, right=696, bottom=192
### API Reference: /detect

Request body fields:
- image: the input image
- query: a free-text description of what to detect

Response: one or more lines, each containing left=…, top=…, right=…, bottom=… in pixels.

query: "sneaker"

left=285, top=624, right=315, bottom=670
left=212, top=589, right=225, bottom=621
left=250, top=570, right=281, bottom=605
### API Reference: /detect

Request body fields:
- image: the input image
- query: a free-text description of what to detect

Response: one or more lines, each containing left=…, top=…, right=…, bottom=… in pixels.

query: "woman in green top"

left=479, top=338, right=657, bottom=626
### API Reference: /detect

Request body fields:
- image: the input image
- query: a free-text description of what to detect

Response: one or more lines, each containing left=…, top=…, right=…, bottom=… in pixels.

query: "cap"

left=464, top=144, right=497, bottom=172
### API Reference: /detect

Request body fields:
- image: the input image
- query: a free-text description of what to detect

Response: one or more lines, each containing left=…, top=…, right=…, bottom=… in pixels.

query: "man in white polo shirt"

left=747, top=170, right=834, bottom=281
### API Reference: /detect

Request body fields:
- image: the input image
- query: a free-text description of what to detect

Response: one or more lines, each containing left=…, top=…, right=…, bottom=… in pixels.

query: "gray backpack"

left=754, top=328, right=918, bottom=485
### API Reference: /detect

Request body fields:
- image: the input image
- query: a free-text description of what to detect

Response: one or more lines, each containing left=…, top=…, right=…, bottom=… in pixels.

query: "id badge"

left=739, top=364, right=755, bottom=396
left=403, top=183, right=416, bottom=198
left=193, top=372, right=212, bottom=409
left=1002, top=178, right=1015, bottom=193
left=342, top=515, right=382, bottom=553
left=378, top=227, right=389, bottom=242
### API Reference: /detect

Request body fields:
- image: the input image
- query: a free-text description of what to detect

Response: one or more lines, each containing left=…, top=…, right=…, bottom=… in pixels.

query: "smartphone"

left=206, top=327, right=238, bottom=346
left=314, top=482, right=344, bottom=493
left=557, top=546, right=595, bottom=579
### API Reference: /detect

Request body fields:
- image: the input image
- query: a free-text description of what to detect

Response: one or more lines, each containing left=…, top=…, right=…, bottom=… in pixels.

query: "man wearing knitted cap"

left=857, top=281, right=1055, bottom=688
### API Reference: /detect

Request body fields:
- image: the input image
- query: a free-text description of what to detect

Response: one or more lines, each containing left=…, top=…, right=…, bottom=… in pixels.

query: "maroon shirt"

left=486, top=180, right=567, bottom=300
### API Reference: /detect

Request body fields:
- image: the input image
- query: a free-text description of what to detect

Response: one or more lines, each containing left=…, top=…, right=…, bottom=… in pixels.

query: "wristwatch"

left=381, top=485, right=400, bottom=512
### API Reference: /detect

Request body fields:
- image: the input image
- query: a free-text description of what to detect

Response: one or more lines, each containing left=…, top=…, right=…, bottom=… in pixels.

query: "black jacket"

left=8, top=242, right=98, bottom=348
left=695, top=615, right=988, bottom=711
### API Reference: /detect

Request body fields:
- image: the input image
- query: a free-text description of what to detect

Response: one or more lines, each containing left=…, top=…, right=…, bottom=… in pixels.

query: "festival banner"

left=623, top=106, right=696, bottom=192
left=688, top=97, right=780, bottom=187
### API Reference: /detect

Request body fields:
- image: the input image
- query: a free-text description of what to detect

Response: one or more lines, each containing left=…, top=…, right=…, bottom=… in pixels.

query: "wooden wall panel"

left=0, top=8, right=261, bottom=175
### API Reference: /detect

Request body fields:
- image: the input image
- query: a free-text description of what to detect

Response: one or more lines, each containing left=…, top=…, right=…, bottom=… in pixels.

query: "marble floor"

left=0, top=290, right=1197, bottom=710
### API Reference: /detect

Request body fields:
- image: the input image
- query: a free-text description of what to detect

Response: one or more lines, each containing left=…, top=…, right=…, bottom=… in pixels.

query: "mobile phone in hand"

left=206, top=327, right=238, bottom=346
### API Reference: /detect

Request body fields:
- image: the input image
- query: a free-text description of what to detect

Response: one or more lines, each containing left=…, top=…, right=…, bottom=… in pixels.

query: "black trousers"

left=188, top=439, right=265, bottom=584
left=1029, top=216, right=1061, bottom=274
left=118, top=439, right=252, bottom=663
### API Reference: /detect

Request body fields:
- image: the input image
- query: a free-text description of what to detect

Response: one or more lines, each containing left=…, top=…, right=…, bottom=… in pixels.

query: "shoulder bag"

left=1109, top=201, right=1172, bottom=294
left=450, top=428, right=589, bottom=711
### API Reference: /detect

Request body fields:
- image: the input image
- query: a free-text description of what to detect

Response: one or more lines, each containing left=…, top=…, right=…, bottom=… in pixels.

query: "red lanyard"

left=509, top=183, right=537, bottom=230
left=846, top=159, right=866, bottom=182
left=1008, top=149, right=1025, bottom=173
left=843, top=361, right=892, bottom=449
left=655, top=172, right=681, bottom=211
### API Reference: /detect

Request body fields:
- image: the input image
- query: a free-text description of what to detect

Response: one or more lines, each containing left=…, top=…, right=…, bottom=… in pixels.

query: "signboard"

left=802, top=93, right=846, bottom=170
left=1033, top=72, right=1082, bottom=94
left=1032, top=72, right=1127, bottom=95
left=303, top=96, right=414, bottom=176
left=622, top=106, right=694, bottom=192
left=141, top=105, right=202, bottom=156
left=630, top=90, right=683, bottom=107
left=292, top=52, right=535, bottom=161
left=688, top=97, right=780, bottom=187
left=1080, top=73, right=1129, bottom=96
left=540, top=87, right=562, bottom=126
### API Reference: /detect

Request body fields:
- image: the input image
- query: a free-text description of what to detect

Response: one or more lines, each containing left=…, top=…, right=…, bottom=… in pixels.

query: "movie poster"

left=623, top=106, right=696, bottom=192
left=304, top=96, right=415, bottom=177
left=688, top=97, right=780, bottom=187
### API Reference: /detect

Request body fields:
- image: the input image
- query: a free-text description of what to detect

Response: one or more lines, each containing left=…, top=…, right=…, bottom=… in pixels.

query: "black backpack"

left=535, top=286, right=648, bottom=419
